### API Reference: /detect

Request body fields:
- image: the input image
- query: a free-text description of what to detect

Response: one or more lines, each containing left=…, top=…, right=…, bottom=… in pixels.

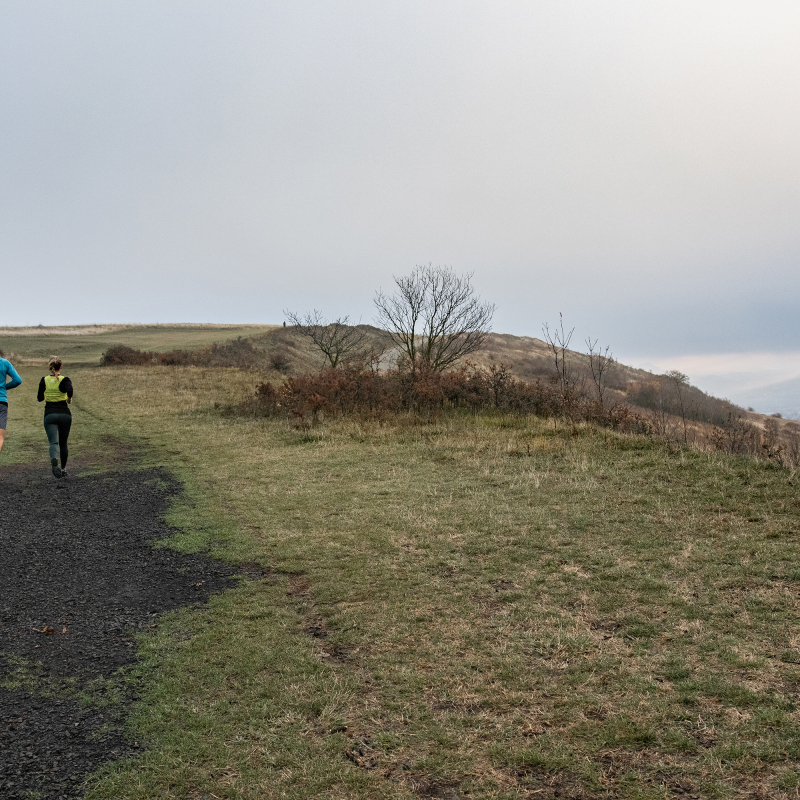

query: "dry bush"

left=783, top=423, right=800, bottom=466
left=234, top=362, right=641, bottom=432
left=161, top=337, right=262, bottom=369
left=704, top=410, right=800, bottom=467
left=101, top=338, right=266, bottom=370
left=626, top=377, right=731, bottom=428
left=100, top=345, right=154, bottom=366
left=269, top=347, right=292, bottom=374
left=707, top=409, right=760, bottom=456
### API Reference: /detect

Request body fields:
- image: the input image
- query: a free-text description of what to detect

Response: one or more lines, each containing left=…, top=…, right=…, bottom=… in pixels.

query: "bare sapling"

left=284, top=310, right=370, bottom=369
left=585, top=337, right=615, bottom=407
left=542, top=313, right=575, bottom=402
left=665, top=370, right=690, bottom=445
left=374, top=264, right=495, bottom=373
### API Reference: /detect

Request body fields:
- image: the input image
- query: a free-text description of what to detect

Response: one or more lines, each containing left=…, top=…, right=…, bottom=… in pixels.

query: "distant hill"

left=0, top=323, right=277, bottom=365
left=463, top=332, right=738, bottom=428
left=3, top=322, right=792, bottom=433
left=461, top=331, right=654, bottom=386
left=250, top=327, right=756, bottom=431
left=249, top=326, right=800, bottom=456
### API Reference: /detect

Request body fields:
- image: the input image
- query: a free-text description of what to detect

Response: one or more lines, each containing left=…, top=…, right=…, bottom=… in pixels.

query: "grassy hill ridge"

left=3, top=322, right=797, bottom=455
left=0, top=323, right=278, bottom=365
left=0, top=321, right=765, bottom=399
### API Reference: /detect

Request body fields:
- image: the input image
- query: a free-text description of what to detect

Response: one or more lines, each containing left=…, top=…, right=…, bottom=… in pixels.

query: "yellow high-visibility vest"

left=44, top=375, right=68, bottom=402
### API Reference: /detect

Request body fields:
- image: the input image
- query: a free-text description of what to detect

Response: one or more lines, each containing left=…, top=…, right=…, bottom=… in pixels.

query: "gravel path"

left=0, top=466, right=240, bottom=799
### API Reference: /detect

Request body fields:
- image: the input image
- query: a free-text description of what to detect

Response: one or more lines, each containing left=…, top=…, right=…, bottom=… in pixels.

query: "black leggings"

left=44, top=413, right=71, bottom=468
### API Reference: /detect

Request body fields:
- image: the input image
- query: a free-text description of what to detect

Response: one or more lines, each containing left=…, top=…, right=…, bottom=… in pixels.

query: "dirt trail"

left=0, top=465, right=239, bottom=799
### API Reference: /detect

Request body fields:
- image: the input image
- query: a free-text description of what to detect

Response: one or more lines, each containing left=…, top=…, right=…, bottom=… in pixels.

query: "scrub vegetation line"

left=2, top=353, right=800, bottom=799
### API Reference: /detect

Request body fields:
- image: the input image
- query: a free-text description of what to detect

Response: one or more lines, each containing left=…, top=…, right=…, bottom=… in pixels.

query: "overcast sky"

left=2, top=2, right=799, bottom=398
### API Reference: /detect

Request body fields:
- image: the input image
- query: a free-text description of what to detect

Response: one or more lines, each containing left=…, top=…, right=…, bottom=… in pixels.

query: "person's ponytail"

left=48, top=356, right=62, bottom=375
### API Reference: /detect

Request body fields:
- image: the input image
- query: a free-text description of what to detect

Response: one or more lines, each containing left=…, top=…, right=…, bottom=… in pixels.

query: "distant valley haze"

left=1, top=2, right=798, bottom=416
left=624, top=350, right=800, bottom=420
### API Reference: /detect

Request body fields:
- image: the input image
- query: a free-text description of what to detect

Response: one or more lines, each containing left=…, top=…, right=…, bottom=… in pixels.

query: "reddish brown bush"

left=239, top=362, right=634, bottom=430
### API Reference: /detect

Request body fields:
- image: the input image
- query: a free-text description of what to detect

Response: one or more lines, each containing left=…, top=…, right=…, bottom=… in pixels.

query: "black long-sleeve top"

left=37, top=376, right=74, bottom=414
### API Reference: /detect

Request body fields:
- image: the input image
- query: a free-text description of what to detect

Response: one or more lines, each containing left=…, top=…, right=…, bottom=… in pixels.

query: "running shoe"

left=61, top=467, right=68, bottom=478
left=51, top=458, right=62, bottom=478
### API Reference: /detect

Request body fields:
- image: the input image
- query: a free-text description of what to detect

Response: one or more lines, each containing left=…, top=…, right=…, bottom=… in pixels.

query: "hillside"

left=0, top=322, right=765, bottom=402
left=3, top=322, right=796, bottom=454
left=252, top=326, right=790, bottom=433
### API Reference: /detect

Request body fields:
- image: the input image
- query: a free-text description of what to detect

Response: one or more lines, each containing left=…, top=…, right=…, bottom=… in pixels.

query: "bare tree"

left=585, top=338, right=615, bottom=406
left=542, top=313, right=574, bottom=397
left=284, top=310, right=370, bottom=369
left=665, top=370, right=690, bottom=444
left=374, top=264, right=495, bottom=373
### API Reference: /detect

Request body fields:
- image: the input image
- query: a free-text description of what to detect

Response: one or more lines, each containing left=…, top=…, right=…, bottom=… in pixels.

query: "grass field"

left=2, top=353, right=800, bottom=799
left=0, top=324, right=277, bottom=366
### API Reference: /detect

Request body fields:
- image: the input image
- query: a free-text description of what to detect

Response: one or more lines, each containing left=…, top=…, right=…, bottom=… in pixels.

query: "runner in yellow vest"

left=37, top=356, right=74, bottom=479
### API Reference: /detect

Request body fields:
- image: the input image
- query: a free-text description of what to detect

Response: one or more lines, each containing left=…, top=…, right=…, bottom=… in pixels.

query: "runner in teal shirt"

left=0, top=356, right=23, bottom=458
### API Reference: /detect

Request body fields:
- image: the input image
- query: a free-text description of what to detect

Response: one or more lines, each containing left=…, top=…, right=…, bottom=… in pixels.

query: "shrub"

left=626, top=377, right=731, bottom=428
left=101, top=337, right=267, bottom=370
left=269, top=347, right=292, bottom=373
left=100, top=345, right=154, bottom=366
left=240, top=363, right=636, bottom=430
left=703, top=410, right=800, bottom=467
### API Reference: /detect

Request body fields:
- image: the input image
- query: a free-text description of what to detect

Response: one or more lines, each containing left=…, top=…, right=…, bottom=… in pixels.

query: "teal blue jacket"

left=0, top=358, right=22, bottom=403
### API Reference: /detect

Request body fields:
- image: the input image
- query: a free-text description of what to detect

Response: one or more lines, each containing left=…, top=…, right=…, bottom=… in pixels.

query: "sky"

left=1, top=2, right=799, bottom=413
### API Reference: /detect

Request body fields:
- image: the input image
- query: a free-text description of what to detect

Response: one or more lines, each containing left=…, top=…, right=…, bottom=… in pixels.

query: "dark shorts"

left=0, top=403, right=7, bottom=430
